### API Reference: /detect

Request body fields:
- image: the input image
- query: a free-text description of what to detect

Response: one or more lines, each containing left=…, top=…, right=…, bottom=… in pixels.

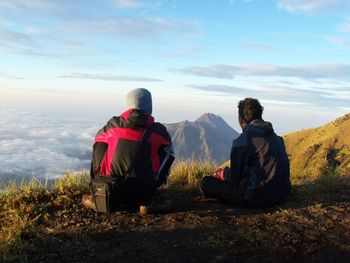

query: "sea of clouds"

left=0, top=107, right=101, bottom=181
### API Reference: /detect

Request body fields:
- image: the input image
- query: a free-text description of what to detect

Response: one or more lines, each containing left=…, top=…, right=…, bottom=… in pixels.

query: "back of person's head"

left=238, top=98, right=264, bottom=124
left=126, top=88, right=152, bottom=114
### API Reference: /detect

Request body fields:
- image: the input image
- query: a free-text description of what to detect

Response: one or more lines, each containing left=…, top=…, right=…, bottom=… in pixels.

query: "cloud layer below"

left=0, top=108, right=97, bottom=180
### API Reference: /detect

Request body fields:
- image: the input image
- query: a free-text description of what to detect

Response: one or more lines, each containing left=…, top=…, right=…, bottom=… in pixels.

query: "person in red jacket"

left=82, top=88, right=174, bottom=214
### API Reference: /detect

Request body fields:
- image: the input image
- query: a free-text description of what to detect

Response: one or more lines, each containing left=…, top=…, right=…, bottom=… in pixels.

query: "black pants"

left=118, top=177, right=156, bottom=206
left=200, top=176, right=246, bottom=206
left=93, top=176, right=156, bottom=207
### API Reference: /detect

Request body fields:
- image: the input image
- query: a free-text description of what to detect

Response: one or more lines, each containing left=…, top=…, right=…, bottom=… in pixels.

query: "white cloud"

left=229, top=0, right=253, bottom=4
left=60, top=72, right=163, bottom=82
left=79, top=133, right=94, bottom=140
left=0, top=26, right=88, bottom=60
left=322, top=35, right=348, bottom=46
left=338, top=22, right=350, bottom=33
left=176, top=63, right=350, bottom=81
left=0, top=0, right=74, bottom=11
left=110, top=0, right=148, bottom=8
left=0, top=71, right=23, bottom=79
left=244, top=41, right=275, bottom=51
left=0, top=1, right=200, bottom=64
left=0, top=28, right=37, bottom=48
left=64, top=15, right=199, bottom=39
left=277, top=0, right=350, bottom=14
left=28, top=130, right=51, bottom=138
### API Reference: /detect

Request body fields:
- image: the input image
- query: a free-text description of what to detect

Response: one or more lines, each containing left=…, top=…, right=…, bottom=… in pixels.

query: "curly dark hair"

left=238, top=98, right=264, bottom=124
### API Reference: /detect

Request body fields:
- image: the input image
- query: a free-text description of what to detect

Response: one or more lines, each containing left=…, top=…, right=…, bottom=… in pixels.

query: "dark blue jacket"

left=227, top=119, right=291, bottom=207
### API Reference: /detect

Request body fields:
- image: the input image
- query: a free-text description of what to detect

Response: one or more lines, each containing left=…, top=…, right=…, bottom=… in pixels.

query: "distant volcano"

left=164, top=113, right=239, bottom=164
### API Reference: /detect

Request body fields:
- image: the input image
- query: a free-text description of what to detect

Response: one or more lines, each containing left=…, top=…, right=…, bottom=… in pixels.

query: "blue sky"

left=1, top=0, right=350, bottom=134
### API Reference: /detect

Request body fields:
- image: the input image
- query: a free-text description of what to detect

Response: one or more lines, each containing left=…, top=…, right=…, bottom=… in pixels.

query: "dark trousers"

left=118, top=177, right=156, bottom=206
left=200, top=176, right=246, bottom=206
left=92, top=175, right=156, bottom=208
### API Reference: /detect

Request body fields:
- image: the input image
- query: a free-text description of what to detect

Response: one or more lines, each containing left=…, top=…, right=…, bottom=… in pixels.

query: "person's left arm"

left=227, top=134, right=249, bottom=185
left=152, top=124, right=174, bottom=187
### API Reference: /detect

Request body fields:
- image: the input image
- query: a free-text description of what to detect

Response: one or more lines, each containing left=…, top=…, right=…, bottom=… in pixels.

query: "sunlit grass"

left=168, top=160, right=216, bottom=190
left=53, top=171, right=90, bottom=193
left=1, top=161, right=349, bottom=261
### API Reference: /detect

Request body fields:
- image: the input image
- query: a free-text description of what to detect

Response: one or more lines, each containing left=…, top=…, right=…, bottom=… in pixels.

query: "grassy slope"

left=283, top=113, right=350, bottom=178
left=1, top=161, right=350, bottom=263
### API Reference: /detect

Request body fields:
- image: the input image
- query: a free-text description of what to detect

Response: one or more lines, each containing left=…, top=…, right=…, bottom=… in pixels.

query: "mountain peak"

left=164, top=113, right=239, bottom=163
left=195, top=113, right=225, bottom=125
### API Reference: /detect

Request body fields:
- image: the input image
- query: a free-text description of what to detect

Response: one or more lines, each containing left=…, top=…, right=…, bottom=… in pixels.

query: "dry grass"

left=0, top=172, right=90, bottom=261
left=283, top=113, right=350, bottom=177
left=1, top=160, right=350, bottom=262
left=0, top=161, right=216, bottom=260
left=168, top=160, right=216, bottom=190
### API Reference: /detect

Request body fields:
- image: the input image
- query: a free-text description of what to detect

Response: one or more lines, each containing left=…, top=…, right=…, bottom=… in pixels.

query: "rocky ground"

left=4, top=183, right=349, bottom=263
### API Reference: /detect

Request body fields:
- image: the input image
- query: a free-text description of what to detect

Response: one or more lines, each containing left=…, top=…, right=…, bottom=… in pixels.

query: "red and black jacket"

left=90, top=109, right=172, bottom=190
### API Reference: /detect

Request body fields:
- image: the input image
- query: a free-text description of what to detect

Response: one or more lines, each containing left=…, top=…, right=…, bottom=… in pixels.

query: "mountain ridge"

left=283, top=113, right=350, bottom=176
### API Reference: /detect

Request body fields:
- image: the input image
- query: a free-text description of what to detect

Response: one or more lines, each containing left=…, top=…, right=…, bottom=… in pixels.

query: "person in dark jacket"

left=82, top=88, right=174, bottom=214
left=200, top=98, right=291, bottom=207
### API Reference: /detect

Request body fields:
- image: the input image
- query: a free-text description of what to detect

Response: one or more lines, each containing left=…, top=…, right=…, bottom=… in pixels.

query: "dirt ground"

left=7, top=186, right=350, bottom=263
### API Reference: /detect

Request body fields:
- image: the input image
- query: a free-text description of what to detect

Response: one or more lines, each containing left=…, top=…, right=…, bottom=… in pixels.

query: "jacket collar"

left=244, top=119, right=274, bottom=134
left=121, top=109, right=154, bottom=128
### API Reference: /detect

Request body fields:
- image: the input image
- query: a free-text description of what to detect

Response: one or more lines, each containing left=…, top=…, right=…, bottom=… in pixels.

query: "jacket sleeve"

left=90, top=142, right=107, bottom=178
left=227, top=134, right=248, bottom=185
left=154, top=125, right=174, bottom=186
left=90, top=117, right=118, bottom=178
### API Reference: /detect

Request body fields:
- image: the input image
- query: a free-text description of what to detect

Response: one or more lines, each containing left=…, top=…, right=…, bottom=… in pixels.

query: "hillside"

left=1, top=161, right=350, bottom=263
left=283, top=113, right=350, bottom=177
left=165, top=113, right=239, bottom=163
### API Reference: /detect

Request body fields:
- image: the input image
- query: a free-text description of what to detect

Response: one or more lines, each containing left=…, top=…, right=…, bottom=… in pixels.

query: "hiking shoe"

left=82, top=194, right=97, bottom=212
left=139, top=199, right=173, bottom=215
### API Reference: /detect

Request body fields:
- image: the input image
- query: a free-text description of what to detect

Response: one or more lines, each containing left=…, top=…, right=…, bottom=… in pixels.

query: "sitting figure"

left=82, top=88, right=174, bottom=214
left=200, top=98, right=291, bottom=207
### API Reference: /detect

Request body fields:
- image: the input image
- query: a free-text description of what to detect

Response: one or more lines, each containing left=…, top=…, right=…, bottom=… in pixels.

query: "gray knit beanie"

left=126, top=88, right=152, bottom=114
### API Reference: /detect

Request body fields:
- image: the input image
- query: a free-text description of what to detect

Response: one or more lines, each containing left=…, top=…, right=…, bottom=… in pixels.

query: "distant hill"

left=164, top=113, right=239, bottom=163
left=283, top=113, right=350, bottom=176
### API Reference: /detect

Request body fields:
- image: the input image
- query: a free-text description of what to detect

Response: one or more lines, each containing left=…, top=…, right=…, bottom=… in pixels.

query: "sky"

left=1, top=0, right=350, bottom=178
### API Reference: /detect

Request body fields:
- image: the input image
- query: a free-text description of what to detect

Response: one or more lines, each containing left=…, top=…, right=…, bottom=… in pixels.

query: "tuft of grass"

left=1, top=176, right=48, bottom=195
left=290, top=165, right=350, bottom=204
left=0, top=171, right=90, bottom=262
left=53, top=171, right=90, bottom=194
left=316, top=167, right=350, bottom=192
left=168, top=160, right=216, bottom=190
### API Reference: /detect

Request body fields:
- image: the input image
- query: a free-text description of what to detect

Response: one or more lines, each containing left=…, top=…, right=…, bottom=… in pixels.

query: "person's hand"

left=214, top=168, right=225, bottom=181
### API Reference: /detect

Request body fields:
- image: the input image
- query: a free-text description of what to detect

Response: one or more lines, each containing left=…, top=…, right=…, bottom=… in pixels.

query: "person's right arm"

left=90, top=117, right=118, bottom=178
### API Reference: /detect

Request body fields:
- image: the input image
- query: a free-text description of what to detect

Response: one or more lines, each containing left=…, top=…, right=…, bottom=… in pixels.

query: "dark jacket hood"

left=121, top=109, right=154, bottom=129
left=244, top=119, right=274, bottom=134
